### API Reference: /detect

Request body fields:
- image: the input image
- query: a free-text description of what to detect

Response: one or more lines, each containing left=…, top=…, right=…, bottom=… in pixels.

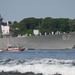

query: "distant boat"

left=2, top=45, right=26, bottom=52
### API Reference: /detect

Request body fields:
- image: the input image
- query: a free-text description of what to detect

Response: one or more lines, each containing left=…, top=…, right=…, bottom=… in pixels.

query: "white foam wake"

left=0, top=58, right=75, bottom=75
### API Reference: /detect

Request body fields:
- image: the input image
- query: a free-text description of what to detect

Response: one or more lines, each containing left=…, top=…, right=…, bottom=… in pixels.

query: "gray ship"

left=0, top=15, right=75, bottom=50
left=0, top=32, right=75, bottom=49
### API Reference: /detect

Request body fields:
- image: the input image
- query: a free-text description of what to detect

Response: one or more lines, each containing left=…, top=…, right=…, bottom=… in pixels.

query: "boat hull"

left=2, top=48, right=25, bottom=52
left=0, top=32, right=75, bottom=49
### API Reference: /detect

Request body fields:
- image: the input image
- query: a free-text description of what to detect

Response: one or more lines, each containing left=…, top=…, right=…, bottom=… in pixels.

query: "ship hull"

left=0, top=32, right=75, bottom=49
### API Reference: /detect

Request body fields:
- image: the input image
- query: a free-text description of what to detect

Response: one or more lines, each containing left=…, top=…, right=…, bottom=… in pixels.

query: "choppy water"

left=0, top=49, right=75, bottom=75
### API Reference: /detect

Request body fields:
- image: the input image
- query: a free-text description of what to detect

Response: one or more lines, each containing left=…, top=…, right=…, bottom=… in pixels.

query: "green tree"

left=69, top=19, right=75, bottom=31
left=11, top=17, right=74, bottom=36
left=41, top=17, right=53, bottom=33
left=58, top=18, right=70, bottom=32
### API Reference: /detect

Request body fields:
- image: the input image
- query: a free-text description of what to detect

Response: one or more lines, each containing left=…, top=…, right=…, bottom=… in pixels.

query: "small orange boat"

left=3, top=45, right=26, bottom=52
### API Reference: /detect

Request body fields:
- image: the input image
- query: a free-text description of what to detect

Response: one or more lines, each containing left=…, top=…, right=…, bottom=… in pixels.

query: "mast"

left=0, top=14, right=3, bottom=36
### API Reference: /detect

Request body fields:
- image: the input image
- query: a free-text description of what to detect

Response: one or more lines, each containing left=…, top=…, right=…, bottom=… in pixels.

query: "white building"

left=1, top=25, right=10, bottom=35
left=33, top=30, right=40, bottom=36
left=1, top=21, right=10, bottom=35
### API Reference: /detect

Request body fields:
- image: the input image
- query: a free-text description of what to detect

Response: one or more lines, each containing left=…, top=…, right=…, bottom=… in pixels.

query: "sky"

left=0, top=0, right=75, bottom=22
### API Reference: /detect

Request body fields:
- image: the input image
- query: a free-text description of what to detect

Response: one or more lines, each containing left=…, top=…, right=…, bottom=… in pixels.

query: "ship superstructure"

left=0, top=14, right=10, bottom=38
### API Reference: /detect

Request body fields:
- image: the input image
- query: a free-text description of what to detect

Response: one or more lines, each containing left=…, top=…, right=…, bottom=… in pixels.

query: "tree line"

left=10, top=17, right=75, bottom=36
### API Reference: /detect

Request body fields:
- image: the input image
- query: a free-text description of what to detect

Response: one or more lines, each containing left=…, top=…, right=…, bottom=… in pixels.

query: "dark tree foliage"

left=58, top=18, right=70, bottom=32
left=11, top=17, right=75, bottom=36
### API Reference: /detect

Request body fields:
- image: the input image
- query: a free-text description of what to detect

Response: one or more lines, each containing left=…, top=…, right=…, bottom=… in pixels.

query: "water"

left=0, top=49, right=75, bottom=75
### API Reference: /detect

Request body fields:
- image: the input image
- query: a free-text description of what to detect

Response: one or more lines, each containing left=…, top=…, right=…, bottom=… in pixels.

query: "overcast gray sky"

left=0, top=0, right=75, bottom=22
